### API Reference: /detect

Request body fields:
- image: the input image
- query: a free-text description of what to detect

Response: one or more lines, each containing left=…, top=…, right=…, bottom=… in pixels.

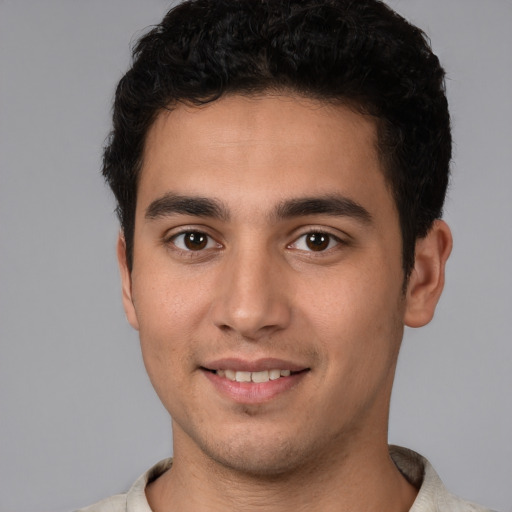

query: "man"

left=80, top=0, right=493, bottom=510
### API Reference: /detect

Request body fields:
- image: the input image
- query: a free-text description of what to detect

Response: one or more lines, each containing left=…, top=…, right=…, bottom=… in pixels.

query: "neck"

left=146, top=428, right=417, bottom=512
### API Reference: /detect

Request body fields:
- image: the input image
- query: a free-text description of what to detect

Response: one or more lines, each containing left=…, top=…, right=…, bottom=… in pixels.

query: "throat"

left=146, top=440, right=419, bottom=512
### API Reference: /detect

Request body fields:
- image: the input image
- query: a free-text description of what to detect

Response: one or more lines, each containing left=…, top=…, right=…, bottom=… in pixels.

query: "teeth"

left=235, top=371, right=252, bottom=383
left=216, top=369, right=295, bottom=382
left=251, top=370, right=269, bottom=383
left=269, top=369, right=281, bottom=380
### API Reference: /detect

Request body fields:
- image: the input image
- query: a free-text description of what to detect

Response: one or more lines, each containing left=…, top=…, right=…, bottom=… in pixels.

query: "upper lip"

left=202, top=358, right=309, bottom=373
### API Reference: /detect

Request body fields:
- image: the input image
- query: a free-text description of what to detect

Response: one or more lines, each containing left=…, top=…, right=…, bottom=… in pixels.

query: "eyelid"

left=162, top=225, right=349, bottom=253
left=163, top=226, right=223, bottom=252
left=288, top=228, right=348, bottom=252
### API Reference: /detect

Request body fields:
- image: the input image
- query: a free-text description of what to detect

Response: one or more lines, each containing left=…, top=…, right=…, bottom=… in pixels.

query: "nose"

left=210, top=245, right=292, bottom=341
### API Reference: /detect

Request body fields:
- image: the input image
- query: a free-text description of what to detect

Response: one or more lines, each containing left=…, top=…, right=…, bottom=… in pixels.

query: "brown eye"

left=171, top=231, right=215, bottom=251
left=183, top=232, right=208, bottom=250
left=290, top=231, right=341, bottom=253
left=305, top=233, right=330, bottom=251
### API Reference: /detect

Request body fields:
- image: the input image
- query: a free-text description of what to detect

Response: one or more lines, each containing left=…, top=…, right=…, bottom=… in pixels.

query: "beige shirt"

left=77, top=446, right=493, bottom=512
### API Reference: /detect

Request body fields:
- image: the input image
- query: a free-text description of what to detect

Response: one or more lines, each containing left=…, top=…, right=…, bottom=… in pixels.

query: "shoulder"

left=437, top=492, right=495, bottom=512
left=75, top=493, right=126, bottom=512
left=389, top=446, right=495, bottom=512
left=75, top=458, right=173, bottom=512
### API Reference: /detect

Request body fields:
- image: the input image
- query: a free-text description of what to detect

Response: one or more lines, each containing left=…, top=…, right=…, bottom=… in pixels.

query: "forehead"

left=139, top=94, right=392, bottom=219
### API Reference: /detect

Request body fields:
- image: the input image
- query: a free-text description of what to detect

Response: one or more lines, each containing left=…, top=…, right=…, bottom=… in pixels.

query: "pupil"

left=185, top=232, right=207, bottom=250
left=306, top=233, right=329, bottom=251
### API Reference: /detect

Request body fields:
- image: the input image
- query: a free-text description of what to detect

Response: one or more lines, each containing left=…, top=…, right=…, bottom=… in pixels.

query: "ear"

left=404, top=220, right=453, bottom=328
left=117, top=232, right=140, bottom=331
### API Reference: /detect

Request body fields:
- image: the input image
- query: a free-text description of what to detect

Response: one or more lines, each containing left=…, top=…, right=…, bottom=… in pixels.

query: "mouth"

left=200, top=360, right=310, bottom=404
left=203, top=368, right=306, bottom=383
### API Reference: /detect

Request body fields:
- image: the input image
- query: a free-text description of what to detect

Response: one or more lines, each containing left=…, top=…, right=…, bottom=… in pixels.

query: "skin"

left=118, top=94, right=452, bottom=511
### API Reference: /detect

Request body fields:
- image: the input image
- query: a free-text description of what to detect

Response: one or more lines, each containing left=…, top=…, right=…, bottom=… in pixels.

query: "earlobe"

left=117, top=233, right=140, bottom=331
left=404, top=220, right=453, bottom=328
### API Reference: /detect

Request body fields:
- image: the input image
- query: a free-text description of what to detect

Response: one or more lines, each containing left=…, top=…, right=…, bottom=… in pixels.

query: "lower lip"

left=202, top=370, right=308, bottom=404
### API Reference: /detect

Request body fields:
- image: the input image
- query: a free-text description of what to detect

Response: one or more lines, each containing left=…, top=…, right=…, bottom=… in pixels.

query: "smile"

left=202, top=362, right=309, bottom=403
left=215, top=369, right=292, bottom=383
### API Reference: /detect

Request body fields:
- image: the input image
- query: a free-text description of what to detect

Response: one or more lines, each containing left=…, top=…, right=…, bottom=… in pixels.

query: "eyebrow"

left=145, top=192, right=372, bottom=225
left=145, top=193, right=229, bottom=221
left=274, top=195, right=372, bottom=224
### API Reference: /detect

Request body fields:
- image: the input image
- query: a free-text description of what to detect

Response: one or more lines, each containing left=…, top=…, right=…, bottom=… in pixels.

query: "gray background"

left=0, top=1, right=510, bottom=511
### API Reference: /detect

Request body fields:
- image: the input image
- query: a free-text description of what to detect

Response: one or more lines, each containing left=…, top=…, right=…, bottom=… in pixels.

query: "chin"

left=196, top=426, right=330, bottom=479
left=211, top=446, right=303, bottom=478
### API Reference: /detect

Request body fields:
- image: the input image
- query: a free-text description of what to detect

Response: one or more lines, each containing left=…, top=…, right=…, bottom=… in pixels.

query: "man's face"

left=121, top=94, right=409, bottom=475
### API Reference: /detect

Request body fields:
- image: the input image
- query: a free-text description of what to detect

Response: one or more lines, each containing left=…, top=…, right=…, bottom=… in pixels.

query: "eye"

left=291, top=232, right=341, bottom=252
left=170, top=231, right=218, bottom=251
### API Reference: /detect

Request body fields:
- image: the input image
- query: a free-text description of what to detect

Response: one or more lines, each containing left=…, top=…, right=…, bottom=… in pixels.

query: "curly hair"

left=103, top=0, right=451, bottom=278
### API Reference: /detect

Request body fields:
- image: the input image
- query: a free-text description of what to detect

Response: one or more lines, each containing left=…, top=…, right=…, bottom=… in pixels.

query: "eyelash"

left=289, top=231, right=344, bottom=253
left=165, top=228, right=346, bottom=256
left=165, top=230, right=221, bottom=253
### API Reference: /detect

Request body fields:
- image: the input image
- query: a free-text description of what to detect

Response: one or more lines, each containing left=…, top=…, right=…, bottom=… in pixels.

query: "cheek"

left=130, top=270, right=202, bottom=384
left=300, top=260, right=404, bottom=365
left=133, top=287, right=195, bottom=419
left=133, top=262, right=210, bottom=333
left=302, top=273, right=404, bottom=419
